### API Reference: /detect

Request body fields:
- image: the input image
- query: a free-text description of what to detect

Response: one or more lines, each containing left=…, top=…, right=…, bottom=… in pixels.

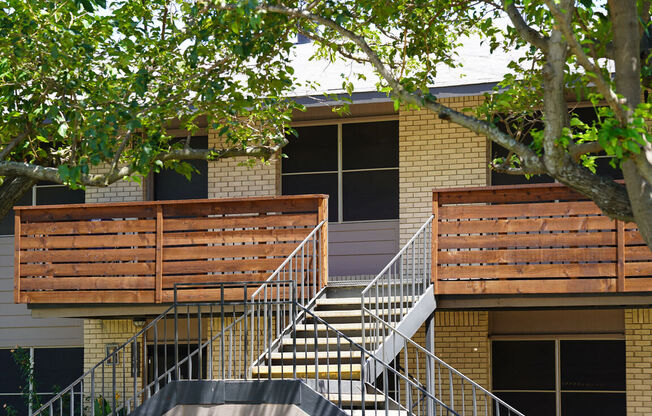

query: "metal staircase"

left=32, top=218, right=523, bottom=416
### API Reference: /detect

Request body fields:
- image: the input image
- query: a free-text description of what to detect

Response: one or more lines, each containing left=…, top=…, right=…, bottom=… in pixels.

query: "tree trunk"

left=0, top=176, right=37, bottom=221
left=609, top=0, right=652, bottom=249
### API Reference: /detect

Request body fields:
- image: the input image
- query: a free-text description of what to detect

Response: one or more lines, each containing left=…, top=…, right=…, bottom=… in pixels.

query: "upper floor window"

left=153, top=136, right=208, bottom=201
left=0, top=183, right=85, bottom=235
left=281, top=120, right=399, bottom=222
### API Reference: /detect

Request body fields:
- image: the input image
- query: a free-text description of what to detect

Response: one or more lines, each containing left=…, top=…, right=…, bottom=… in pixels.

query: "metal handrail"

left=364, top=308, right=525, bottom=416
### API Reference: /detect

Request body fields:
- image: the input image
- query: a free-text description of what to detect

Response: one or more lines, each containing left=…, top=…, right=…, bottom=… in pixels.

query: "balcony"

left=433, top=183, right=652, bottom=295
left=15, top=195, right=327, bottom=304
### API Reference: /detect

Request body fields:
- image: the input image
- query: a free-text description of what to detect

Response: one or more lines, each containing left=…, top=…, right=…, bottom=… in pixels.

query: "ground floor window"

left=0, top=347, right=83, bottom=415
left=492, top=339, right=625, bottom=416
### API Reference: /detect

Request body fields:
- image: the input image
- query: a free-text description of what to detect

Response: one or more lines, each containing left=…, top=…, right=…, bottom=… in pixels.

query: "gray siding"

left=0, top=236, right=82, bottom=348
left=328, top=220, right=399, bottom=277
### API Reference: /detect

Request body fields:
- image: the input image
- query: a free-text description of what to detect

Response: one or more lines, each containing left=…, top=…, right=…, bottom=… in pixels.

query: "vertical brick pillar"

left=625, top=308, right=652, bottom=415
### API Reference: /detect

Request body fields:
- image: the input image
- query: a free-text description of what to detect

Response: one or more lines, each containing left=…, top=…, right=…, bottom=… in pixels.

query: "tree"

left=197, top=0, right=652, bottom=249
left=0, top=0, right=298, bottom=216
left=5, top=1, right=652, bottom=252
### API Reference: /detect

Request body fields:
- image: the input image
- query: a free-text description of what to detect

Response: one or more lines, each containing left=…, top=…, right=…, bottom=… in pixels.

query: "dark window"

left=342, top=170, right=399, bottom=221
left=282, top=121, right=399, bottom=222
left=492, top=340, right=555, bottom=390
left=154, top=136, right=208, bottom=200
left=497, top=392, right=556, bottom=416
left=561, top=340, right=625, bottom=391
left=0, top=349, right=22, bottom=393
left=490, top=107, right=623, bottom=185
left=561, top=392, right=625, bottom=416
left=283, top=125, right=338, bottom=173
left=34, top=348, right=83, bottom=394
left=342, top=121, right=398, bottom=170
left=35, top=185, right=85, bottom=206
left=493, top=339, right=626, bottom=416
left=282, top=173, right=339, bottom=222
left=0, top=183, right=86, bottom=235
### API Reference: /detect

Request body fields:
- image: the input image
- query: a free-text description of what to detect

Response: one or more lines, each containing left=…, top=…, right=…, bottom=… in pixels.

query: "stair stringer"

left=365, top=285, right=436, bottom=379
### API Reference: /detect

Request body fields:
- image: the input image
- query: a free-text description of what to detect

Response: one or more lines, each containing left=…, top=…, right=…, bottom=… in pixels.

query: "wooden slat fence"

left=432, top=184, right=652, bottom=295
left=15, top=195, right=328, bottom=303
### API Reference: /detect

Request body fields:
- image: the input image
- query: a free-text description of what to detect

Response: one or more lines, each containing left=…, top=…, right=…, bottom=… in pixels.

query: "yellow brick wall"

left=433, top=310, right=490, bottom=412
left=398, top=96, right=488, bottom=242
left=84, top=165, right=145, bottom=203
left=207, top=130, right=279, bottom=199
left=625, top=308, right=652, bottom=416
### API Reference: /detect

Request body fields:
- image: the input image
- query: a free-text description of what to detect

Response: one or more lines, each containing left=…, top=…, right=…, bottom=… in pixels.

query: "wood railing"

left=432, top=183, right=652, bottom=295
left=15, top=195, right=328, bottom=304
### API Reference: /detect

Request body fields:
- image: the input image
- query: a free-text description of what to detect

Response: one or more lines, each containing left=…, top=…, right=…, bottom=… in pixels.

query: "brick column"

left=625, top=308, right=652, bottom=415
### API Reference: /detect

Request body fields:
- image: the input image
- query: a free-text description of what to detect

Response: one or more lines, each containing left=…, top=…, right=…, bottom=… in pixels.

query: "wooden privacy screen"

left=432, top=183, right=652, bottom=295
left=15, top=195, right=327, bottom=304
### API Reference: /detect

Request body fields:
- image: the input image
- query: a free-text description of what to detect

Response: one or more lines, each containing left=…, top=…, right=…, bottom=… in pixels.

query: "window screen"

left=154, top=136, right=208, bottom=200
left=342, top=121, right=398, bottom=170
left=34, top=348, right=83, bottom=394
left=283, top=125, right=338, bottom=173
left=282, top=121, right=398, bottom=222
left=282, top=173, right=338, bottom=222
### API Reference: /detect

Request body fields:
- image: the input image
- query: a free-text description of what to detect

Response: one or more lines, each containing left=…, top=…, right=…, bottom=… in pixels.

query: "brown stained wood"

left=438, top=247, right=618, bottom=265
left=162, top=197, right=322, bottom=218
left=162, top=273, right=269, bottom=288
left=14, top=212, right=20, bottom=303
left=438, top=215, right=615, bottom=235
left=432, top=193, right=439, bottom=295
left=22, top=290, right=156, bottom=303
left=20, top=276, right=155, bottom=290
left=162, top=243, right=298, bottom=261
left=163, top=228, right=311, bottom=246
left=19, top=206, right=157, bottom=222
left=624, top=262, right=652, bottom=276
left=318, top=197, right=328, bottom=288
left=21, top=233, right=156, bottom=250
left=21, top=219, right=155, bottom=236
left=164, top=287, right=282, bottom=303
left=20, top=262, right=155, bottom=277
left=163, top=258, right=286, bottom=274
left=625, top=246, right=652, bottom=261
left=163, top=212, right=318, bottom=231
left=20, top=247, right=155, bottom=263
left=439, top=201, right=602, bottom=220
left=438, top=231, right=638, bottom=250
left=623, top=277, right=652, bottom=292
left=438, top=263, right=617, bottom=279
left=434, top=183, right=588, bottom=205
left=617, top=220, right=625, bottom=292
left=155, top=205, right=163, bottom=303
left=436, top=278, right=617, bottom=295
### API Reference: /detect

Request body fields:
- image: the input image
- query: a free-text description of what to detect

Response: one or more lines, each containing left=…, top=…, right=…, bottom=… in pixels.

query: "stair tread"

left=251, top=363, right=361, bottom=378
left=317, top=296, right=410, bottom=306
left=295, top=323, right=363, bottom=331
left=270, top=351, right=362, bottom=359
left=324, top=393, right=388, bottom=404
left=282, top=336, right=364, bottom=345
left=312, top=309, right=402, bottom=318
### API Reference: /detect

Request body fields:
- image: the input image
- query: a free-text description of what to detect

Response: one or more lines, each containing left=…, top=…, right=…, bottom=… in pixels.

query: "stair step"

left=282, top=336, right=363, bottom=346
left=269, top=350, right=362, bottom=360
left=316, top=296, right=410, bottom=307
left=250, top=364, right=361, bottom=379
left=324, top=393, right=389, bottom=406
left=294, top=323, right=363, bottom=333
left=344, top=410, right=409, bottom=416
left=311, top=309, right=404, bottom=319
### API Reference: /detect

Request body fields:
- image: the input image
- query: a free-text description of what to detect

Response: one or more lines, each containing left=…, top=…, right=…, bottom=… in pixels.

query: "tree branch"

left=208, top=2, right=547, bottom=174
left=0, top=131, right=29, bottom=160
left=502, top=0, right=549, bottom=53
left=0, top=140, right=287, bottom=187
left=543, top=0, right=628, bottom=124
left=569, top=141, right=604, bottom=162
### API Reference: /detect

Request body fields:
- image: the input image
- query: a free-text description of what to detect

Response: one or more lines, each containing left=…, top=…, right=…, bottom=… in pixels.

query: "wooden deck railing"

left=432, top=183, right=652, bottom=295
left=15, top=195, right=328, bottom=304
